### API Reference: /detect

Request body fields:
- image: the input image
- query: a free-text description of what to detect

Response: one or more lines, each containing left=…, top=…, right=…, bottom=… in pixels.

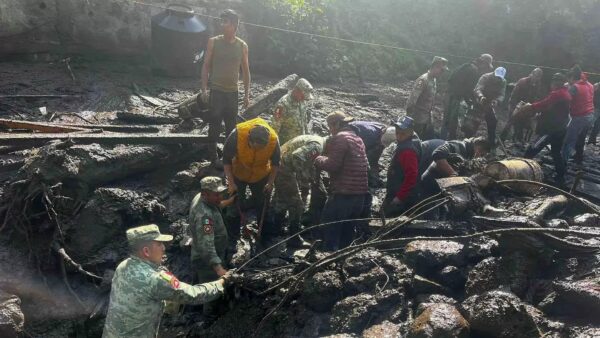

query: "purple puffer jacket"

left=315, top=128, right=369, bottom=195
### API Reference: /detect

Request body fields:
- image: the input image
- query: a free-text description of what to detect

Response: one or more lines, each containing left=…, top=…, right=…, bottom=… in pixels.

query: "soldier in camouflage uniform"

left=103, top=224, right=227, bottom=338
left=271, top=78, right=314, bottom=144
left=272, top=135, right=326, bottom=247
left=188, top=176, right=234, bottom=323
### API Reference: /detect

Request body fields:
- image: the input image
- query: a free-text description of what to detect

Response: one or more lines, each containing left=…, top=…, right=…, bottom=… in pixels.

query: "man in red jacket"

left=314, top=111, right=369, bottom=251
left=562, top=65, right=595, bottom=164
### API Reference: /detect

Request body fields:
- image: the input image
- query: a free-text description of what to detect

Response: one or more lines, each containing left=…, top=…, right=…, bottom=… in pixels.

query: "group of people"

left=102, top=9, right=599, bottom=337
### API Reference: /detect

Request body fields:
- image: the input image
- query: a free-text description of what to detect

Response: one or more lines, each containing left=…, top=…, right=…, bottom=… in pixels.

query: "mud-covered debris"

left=464, top=235, right=498, bottom=262
left=170, top=161, right=212, bottom=192
left=573, top=213, right=600, bottom=228
left=407, top=303, right=469, bottom=338
left=343, top=248, right=383, bottom=276
left=416, top=294, right=457, bottom=314
left=461, top=290, right=540, bottom=338
left=362, top=321, right=401, bottom=338
left=539, top=277, right=600, bottom=322
left=438, top=266, right=466, bottom=290
left=411, top=275, right=450, bottom=296
left=330, top=290, right=403, bottom=334
left=0, top=290, right=24, bottom=338
left=465, top=252, right=536, bottom=297
left=546, top=219, right=570, bottom=228
left=302, top=270, right=344, bottom=312
left=404, top=240, right=466, bottom=273
left=344, top=266, right=388, bottom=296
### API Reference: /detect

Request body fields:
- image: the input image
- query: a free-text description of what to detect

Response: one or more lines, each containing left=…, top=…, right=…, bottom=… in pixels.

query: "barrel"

left=484, top=158, right=544, bottom=195
left=151, top=4, right=209, bottom=77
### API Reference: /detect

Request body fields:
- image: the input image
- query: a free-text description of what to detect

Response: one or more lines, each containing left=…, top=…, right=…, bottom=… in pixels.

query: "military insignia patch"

left=202, top=217, right=214, bottom=234
left=159, top=271, right=180, bottom=289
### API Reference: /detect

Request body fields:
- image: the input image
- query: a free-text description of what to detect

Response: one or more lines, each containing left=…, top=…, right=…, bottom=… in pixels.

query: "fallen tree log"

left=62, top=123, right=161, bottom=133
left=241, top=74, right=299, bottom=120
left=116, top=112, right=180, bottom=125
left=0, top=132, right=216, bottom=147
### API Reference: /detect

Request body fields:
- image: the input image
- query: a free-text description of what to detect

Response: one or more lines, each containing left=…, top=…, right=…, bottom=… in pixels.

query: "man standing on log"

left=103, top=224, right=228, bottom=338
left=188, top=176, right=235, bottom=325
left=463, top=67, right=507, bottom=150
left=314, top=111, right=369, bottom=251
left=443, top=54, right=494, bottom=139
left=272, top=135, right=326, bottom=247
left=201, top=9, right=251, bottom=162
left=382, top=116, right=422, bottom=217
left=272, top=78, right=314, bottom=144
left=223, top=118, right=280, bottom=242
left=405, top=56, right=448, bottom=140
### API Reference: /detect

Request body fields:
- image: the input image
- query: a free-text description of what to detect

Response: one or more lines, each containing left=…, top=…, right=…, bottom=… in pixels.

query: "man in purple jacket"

left=315, top=111, right=370, bottom=251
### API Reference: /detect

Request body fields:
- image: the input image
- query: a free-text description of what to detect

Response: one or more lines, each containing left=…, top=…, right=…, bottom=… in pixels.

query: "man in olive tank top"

left=201, top=9, right=251, bottom=161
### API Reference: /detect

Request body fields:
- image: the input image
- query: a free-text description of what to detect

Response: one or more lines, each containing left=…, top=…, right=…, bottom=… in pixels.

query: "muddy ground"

left=0, top=55, right=599, bottom=337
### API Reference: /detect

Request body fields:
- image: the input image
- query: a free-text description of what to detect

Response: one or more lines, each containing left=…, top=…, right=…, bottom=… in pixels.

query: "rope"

left=132, top=0, right=600, bottom=77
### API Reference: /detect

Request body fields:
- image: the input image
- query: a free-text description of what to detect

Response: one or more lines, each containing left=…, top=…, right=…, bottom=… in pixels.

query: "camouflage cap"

left=126, top=224, right=173, bottom=245
left=431, top=56, right=449, bottom=70
left=200, top=176, right=227, bottom=193
left=294, top=78, right=314, bottom=100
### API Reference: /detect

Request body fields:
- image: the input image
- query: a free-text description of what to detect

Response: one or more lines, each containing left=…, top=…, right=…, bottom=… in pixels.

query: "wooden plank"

left=0, top=118, right=87, bottom=133
left=0, top=133, right=216, bottom=147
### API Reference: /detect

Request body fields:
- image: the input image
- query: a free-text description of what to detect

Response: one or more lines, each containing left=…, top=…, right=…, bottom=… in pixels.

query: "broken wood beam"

left=0, top=133, right=217, bottom=147
left=0, top=94, right=80, bottom=99
left=61, top=123, right=161, bottom=133
left=116, top=112, right=180, bottom=125
left=241, top=74, right=299, bottom=120
left=0, top=118, right=88, bottom=133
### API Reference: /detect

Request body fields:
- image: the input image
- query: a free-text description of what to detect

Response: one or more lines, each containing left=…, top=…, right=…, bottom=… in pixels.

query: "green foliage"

left=243, top=0, right=600, bottom=83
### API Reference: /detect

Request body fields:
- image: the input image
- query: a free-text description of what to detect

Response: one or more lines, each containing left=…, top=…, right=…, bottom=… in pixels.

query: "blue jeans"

left=562, top=114, right=594, bottom=162
left=320, top=194, right=366, bottom=251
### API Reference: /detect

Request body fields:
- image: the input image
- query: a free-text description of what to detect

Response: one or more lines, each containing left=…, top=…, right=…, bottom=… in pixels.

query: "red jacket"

left=570, top=80, right=595, bottom=117
left=315, top=128, right=369, bottom=195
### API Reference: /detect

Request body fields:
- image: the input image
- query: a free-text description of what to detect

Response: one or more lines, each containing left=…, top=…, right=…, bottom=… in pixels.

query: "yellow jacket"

left=233, top=118, right=278, bottom=183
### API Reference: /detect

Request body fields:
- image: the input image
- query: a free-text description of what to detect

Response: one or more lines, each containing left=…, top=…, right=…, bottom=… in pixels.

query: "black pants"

left=207, top=90, right=238, bottom=159
left=589, top=111, right=600, bottom=144
left=442, top=94, right=463, bottom=139
left=320, top=194, right=366, bottom=251
left=230, top=176, right=277, bottom=240
left=366, top=144, right=385, bottom=186
left=524, top=130, right=566, bottom=179
left=464, top=103, right=497, bottom=147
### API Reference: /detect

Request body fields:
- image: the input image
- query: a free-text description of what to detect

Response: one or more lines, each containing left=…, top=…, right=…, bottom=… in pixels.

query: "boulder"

left=344, top=267, right=388, bottom=296
left=438, top=266, right=466, bottom=290
left=404, top=240, right=466, bottom=274
left=415, top=294, right=457, bottom=315
left=362, top=321, right=401, bottom=338
left=343, top=249, right=383, bottom=276
left=465, top=252, right=536, bottom=297
left=539, top=277, right=600, bottom=323
left=407, top=303, right=469, bottom=338
left=302, top=270, right=344, bottom=312
left=464, top=236, right=498, bottom=262
left=572, top=213, right=600, bottom=228
left=330, top=290, right=403, bottom=334
left=461, top=290, right=540, bottom=338
left=0, top=290, right=24, bottom=338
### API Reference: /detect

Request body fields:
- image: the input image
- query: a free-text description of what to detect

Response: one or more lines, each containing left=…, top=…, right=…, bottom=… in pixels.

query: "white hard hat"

left=381, top=127, right=396, bottom=147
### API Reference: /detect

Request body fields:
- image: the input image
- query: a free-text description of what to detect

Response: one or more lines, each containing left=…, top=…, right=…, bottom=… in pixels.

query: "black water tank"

left=151, top=4, right=209, bottom=77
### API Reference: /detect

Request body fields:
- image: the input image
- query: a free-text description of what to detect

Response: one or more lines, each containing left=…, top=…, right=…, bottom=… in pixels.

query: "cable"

left=132, top=0, right=600, bottom=77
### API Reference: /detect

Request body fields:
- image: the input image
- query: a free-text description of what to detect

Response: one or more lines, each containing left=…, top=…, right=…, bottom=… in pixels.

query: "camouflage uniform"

left=103, top=225, right=223, bottom=338
left=273, top=135, right=325, bottom=234
left=188, top=179, right=228, bottom=318
left=272, top=78, right=314, bottom=144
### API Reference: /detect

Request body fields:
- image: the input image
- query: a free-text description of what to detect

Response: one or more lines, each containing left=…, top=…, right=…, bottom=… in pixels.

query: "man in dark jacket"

left=349, top=120, right=395, bottom=187
left=505, top=68, right=544, bottom=142
left=315, top=111, right=369, bottom=251
left=442, top=54, right=494, bottom=139
left=421, top=137, right=490, bottom=196
left=383, top=116, right=421, bottom=217
left=515, top=73, right=571, bottom=185
left=463, top=67, right=507, bottom=149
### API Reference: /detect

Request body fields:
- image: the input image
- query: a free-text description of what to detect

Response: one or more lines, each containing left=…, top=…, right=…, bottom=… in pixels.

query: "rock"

left=438, top=266, right=466, bottom=290
left=362, top=321, right=401, bottom=338
left=465, top=252, right=536, bottom=297
left=0, top=291, right=24, bottom=338
left=546, top=219, right=570, bottom=228
left=573, top=213, right=600, bottom=228
left=302, top=270, right=344, bottom=312
left=343, top=249, right=383, bottom=276
left=461, top=290, right=540, bottom=338
left=407, top=303, right=469, bottom=338
left=344, top=267, right=388, bottom=296
left=464, top=236, right=499, bottom=262
left=66, top=188, right=167, bottom=263
left=170, top=161, right=212, bottom=192
left=404, top=240, right=466, bottom=274
left=567, top=326, right=600, bottom=338
left=416, top=294, right=457, bottom=315
left=411, top=275, right=450, bottom=296
left=330, top=294, right=378, bottom=334
left=539, top=277, right=600, bottom=322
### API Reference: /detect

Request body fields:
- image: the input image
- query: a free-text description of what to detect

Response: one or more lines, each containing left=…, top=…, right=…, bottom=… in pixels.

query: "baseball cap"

left=126, top=224, right=173, bottom=245
left=392, top=116, right=414, bottom=130
left=295, top=78, right=314, bottom=100
left=494, top=67, right=507, bottom=79
left=326, top=111, right=355, bottom=125
left=201, top=176, right=227, bottom=193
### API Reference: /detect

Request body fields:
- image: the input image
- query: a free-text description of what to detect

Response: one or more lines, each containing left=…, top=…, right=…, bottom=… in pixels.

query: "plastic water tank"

left=151, top=4, right=209, bottom=77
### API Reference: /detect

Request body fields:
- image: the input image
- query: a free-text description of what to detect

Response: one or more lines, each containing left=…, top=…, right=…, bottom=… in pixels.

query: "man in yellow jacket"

left=223, top=118, right=281, bottom=240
